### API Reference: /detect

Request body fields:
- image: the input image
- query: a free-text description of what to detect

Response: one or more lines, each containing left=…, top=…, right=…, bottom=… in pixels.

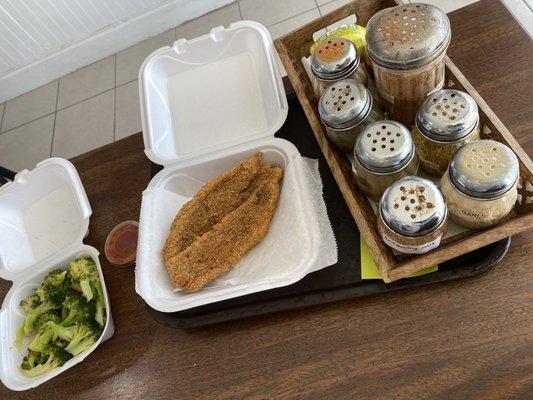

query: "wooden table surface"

left=2, top=0, right=532, bottom=398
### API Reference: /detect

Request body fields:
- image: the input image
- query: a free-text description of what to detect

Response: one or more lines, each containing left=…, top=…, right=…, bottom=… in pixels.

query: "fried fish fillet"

left=165, top=169, right=282, bottom=292
left=162, top=152, right=268, bottom=264
left=162, top=152, right=283, bottom=292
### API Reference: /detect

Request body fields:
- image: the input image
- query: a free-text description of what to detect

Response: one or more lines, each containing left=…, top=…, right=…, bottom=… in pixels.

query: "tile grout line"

left=2, top=1, right=335, bottom=139
left=0, top=87, right=118, bottom=136
left=266, top=6, right=321, bottom=29
left=237, top=1, right=243, bottom=19
left=0, top=102, right=6, bottom=133
left=49, top=80, right=60, bottom=157
left=314, top=0, right=323, bottom=17
left=0, top=111, right=56, bottom=137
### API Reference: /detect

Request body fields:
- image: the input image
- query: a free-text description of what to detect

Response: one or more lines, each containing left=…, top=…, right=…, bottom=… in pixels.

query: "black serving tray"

left=147, top=94, right=511, bottom=328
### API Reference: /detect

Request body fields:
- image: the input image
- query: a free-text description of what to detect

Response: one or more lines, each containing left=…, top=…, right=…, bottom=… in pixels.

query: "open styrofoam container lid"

left=0, top=158, right=91, bottom=281
left=139, top=20, right=288, bottom=166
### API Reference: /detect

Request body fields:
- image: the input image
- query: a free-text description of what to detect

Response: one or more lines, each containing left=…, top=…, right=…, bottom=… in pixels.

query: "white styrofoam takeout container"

left=136, top=21, right=322, bottom=312
left=0, top=158, right=114, bottom=391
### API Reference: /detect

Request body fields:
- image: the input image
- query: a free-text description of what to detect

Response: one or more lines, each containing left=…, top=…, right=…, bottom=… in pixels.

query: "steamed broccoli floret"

left=64, top=322, right=101, bottom=356
left=20, top=344, right=72, bottom=377
left=68, top=258, right=98, bottom=301
left=35, top=310, right=61, bottom=331
left=67, top=336, right=97, bottom=357
left=23, top=285, right=66, bottom=336
left=28, top=337, right=49, bottom=353
left=48, top=321, right=76, bottom=342
left=27, top=311, right=61, bottom=352
left=20, top=350, right=47, bottom=370
left=67, top=257, right=106, bottom=325
left=23, top=301, right=56, bottom=336
left=18, top=261, right=105, bottom=375
left=36, top=270, right=68, bottom=301
left=20, top=293, right=41, bottom=313
left=60, top=290, right=96, bottom=327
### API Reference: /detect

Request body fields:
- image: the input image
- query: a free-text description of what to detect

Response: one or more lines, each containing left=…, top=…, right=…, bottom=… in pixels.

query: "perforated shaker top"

left=355, top=121, right=414, bottom=173
left=449, top=140, right=519, bottom=199
left=416, top=89, right=479, bottom=142
left=311, top=38, right=360, bottom=81
left=366, top=3, right=451, bottom=70
left=318, top=79, right=372, bottom=129
left=380, top=176, right=446, bottom=237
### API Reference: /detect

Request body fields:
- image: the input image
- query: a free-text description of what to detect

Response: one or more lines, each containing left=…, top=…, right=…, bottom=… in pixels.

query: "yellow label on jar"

left=310, top=24, right=367, bottom=58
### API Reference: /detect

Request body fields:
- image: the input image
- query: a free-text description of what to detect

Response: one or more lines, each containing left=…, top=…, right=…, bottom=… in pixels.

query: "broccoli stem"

left=14, top=324, right=25, bottom=348
left=20, top=361, right=55, bottom=378
left=95, top=305, right=104, bottom=326
left=48, top=322, right=76, bottom=341
left=23, top=302, right=55, bottom=335
left=28, top=336, right=48, bottom=353
left=66, top=335, right=96, bottom=356
left=79, top=279, right=93, bottom=301
left=93, top=280, right=106, bottom=326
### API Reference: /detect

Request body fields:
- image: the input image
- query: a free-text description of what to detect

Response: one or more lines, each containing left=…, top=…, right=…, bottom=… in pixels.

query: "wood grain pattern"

left=0, top=1, right=531, bottom=399
left=275, top=0, right=533, bottom=282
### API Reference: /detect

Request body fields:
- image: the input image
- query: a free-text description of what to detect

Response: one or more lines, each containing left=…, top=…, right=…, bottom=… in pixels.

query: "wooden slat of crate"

left=275, top=0, right=533, bottom=282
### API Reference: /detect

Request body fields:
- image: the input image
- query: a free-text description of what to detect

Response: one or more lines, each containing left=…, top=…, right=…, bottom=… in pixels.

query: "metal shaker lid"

left=318, top=79, right=372, bottom=129
left=366, top=3, right=451, bottom=70
left=448, top=140, right=519, bottom=199
left=380, top=176, right=446, bottom=237
left=311, top=38, right=360, bottom=81
left=416, top=89, right=478, bottom=142
left=355, top=121, right=415, bottom=173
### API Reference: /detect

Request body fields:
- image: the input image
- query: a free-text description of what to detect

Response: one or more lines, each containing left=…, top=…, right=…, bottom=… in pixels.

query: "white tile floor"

left=0, top=0, right=529, bottom=172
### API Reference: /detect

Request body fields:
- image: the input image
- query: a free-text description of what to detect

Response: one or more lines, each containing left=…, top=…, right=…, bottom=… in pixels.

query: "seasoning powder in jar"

left=366, top=3, right=451, bottom=126
left=440, top=140, right=519, bottom=229
left=318, top=79, right=384, bottom=153
left=352, top=121, right=419, bottom=200
left=413, top=89, right=480, bottom=176
left=378, top=176, right=448, bottom=254
left=310, top=38, right=368, bottom=98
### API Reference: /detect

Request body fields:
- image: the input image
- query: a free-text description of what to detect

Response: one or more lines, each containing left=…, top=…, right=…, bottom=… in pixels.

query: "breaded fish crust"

left=162, top=153, right=283, bottom=292
left=162, top=152, right=267, bottom=264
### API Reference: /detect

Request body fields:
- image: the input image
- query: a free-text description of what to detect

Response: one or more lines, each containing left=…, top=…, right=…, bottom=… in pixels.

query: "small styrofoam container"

left=137, top=21, right=322, bottom=312
left=0, top=158, right=114, bottom=391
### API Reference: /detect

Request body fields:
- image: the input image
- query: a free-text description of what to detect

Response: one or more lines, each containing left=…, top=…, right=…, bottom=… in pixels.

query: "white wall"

left=0, top=0, right=234, bottom=102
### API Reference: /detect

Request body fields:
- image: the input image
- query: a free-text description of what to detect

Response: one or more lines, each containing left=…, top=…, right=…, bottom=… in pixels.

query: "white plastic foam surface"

left=135, top=156, right=337, bottom=311
left=167, top=53, right=268, bottom=158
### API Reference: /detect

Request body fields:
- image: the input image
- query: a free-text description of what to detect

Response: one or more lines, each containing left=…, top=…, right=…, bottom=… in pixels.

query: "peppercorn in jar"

left=378, top=176, right=448, bottom=254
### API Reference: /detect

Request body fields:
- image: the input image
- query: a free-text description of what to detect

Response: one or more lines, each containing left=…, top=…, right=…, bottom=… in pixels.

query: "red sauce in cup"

left=105, top=221, right=139, bottom=266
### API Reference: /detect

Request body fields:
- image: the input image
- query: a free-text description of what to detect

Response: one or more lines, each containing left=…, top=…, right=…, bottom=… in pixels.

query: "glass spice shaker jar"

left=413, top=89, right=480, bottom=176
left=310, top=38, right=368, bottom=98
left=318, top=79, right=384, bottom=153
left=378, top=176, right=448, bottom=254
left=365, top=3, right=451, bottom=126
left=352, top=120, right=419, bottom=200
left=440, top=140, right=519, bottom=229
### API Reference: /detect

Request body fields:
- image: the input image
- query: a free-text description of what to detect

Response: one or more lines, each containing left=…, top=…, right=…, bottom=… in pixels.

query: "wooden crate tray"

left=274, top=0, right=533, bottom=282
